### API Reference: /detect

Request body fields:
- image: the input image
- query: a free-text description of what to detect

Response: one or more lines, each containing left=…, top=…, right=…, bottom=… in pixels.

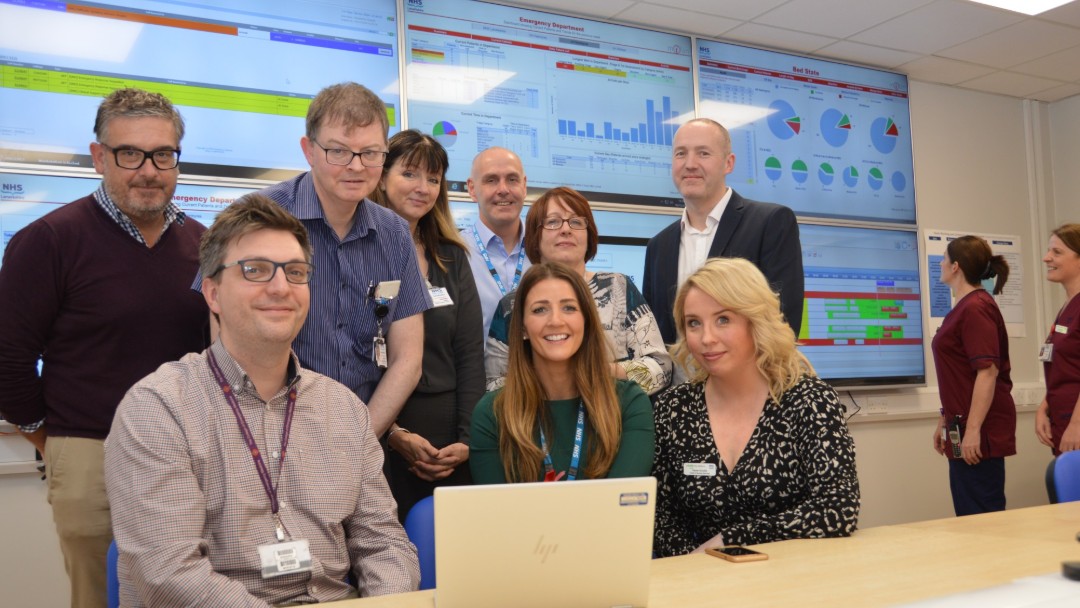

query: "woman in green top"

left=470, top=262, right=655, bottom=483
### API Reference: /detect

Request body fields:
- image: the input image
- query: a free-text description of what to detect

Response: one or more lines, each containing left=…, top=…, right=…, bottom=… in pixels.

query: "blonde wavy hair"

left=671, top=257, right=813, bottom=403
left=495, top=263, right=621, bottom=482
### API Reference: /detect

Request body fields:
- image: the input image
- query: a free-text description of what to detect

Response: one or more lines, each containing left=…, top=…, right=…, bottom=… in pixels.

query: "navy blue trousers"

left=948, top=457, right=1006, bottom=516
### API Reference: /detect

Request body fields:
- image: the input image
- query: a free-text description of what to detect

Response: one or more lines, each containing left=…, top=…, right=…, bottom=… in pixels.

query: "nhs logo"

left=2, top=183, right=24, bottom=193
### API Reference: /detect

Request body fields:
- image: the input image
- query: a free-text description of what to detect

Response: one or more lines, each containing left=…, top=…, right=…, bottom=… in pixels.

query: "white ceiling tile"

left=752, top=0, right=937, bottom=38
left=1038, top=1, right=1080, bottom=28
left=641, top=0, right=788, bottom=21
left=1029, top=82, right=1080, bottom=102
left=509, top=0, right=636, bottom=20
left=1012, top=44, right=1080, bottom=81
left=849, top=0, right=1024, bottom=54
left=718, top=23, right=838, bottom=54
left=936, top=19, right=1080, bottom=68
left=612, top=3, right=742, bottom=37
left=813, top=41, right=922, bottom=69
left=898, top=55, right=997, bottom=84
left=958, top=70, right=1064, bottom=97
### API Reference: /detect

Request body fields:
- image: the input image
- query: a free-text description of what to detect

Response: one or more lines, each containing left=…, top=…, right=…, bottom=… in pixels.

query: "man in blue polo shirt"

left=260, top=82, right=429, bottom=437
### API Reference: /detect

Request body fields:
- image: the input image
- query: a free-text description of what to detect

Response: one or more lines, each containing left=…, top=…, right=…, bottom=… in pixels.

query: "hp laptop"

left=433, top=476, right=656, bottom=608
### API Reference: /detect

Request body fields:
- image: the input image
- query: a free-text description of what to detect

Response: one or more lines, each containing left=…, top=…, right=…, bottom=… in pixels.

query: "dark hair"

left=370, top=130, right=465, bottom=271
left=95, top=88, right=185, bottom=143
left=199, top=193, right=312, bottom=280
left=496, top=262, right=619, bottom=482
left=945, top=235, right=1009, bottom=295
left=1051, top=223, right=1080, bottom=257
left=523, top=187, right=598, bottom=264
left=305, top=82, right=388, bottom=140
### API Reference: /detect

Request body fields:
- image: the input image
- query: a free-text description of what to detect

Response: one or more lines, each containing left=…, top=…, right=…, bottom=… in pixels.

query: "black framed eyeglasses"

left=312, top=141, right=388, bottom=167
left=100, top=144, right=180, bottom=170
left=542, top=216, right=588, bottom=231
left=214, top=259, right=315, bottom=284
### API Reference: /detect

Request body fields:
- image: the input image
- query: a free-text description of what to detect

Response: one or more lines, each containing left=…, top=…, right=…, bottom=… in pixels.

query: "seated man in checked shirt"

left=105, top=193, right=418, bottom=607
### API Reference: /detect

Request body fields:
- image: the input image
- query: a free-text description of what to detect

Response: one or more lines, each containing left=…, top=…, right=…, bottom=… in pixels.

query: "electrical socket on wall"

left=865, top=397, right=888, bottom=414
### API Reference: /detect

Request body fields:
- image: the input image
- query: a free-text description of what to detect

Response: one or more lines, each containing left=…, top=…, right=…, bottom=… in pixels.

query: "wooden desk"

left=330, top=502, right=1080, bottom=607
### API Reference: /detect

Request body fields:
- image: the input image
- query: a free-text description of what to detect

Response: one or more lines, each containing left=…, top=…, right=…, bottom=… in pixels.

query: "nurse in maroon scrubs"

left=932, top=235, right=1015, bottom=516
left=1035, top=223, right=1080, bottom=455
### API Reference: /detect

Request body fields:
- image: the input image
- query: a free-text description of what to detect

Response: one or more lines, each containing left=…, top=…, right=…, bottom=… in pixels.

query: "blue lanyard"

left=539, top=401, right=585, bottom=482
left=471, top=225, right=523, bottom=296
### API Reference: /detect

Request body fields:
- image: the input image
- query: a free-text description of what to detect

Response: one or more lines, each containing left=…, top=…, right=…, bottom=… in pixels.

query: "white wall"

left=0, top=472, right=71, bottom=608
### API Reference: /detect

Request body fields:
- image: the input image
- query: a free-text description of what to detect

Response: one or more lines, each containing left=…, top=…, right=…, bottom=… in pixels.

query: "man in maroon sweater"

left=0, top=88, right=209, bottom=608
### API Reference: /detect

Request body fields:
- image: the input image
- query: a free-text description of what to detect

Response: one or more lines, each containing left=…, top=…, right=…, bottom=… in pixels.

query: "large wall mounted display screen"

left=1, top=172, right=254, bottom=263
left=404, top=0, right=694, bottom=208
left=0, top=0, right=400, bottom=181
left=697, top=39, right=916, bottom=224
left=797, top=224, right=924, bottom=388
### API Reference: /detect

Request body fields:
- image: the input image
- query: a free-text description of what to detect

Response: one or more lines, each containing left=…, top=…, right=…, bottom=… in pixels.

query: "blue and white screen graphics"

left=405, top=0, right=694, bottom=208
left=797, top=224, right=924, bottom=387
left=0, top=0, right=400, bottom=180
left=697, top=39, right=916, bottom=224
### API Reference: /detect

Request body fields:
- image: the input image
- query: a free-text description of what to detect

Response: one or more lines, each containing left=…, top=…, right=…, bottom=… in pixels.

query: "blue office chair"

left=1054, top=451, right=1080, bottom=503
left=107, top=539, right=119, bottom=608
left=403, top=495, right=436, bottom=590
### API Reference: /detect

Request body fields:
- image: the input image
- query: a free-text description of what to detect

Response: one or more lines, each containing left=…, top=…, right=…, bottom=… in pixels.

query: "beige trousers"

left=45, top=436, right=112, bottom=608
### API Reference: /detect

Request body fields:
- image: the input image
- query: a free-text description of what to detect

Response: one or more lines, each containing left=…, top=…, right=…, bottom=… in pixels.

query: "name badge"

left=258, top=539, right=312, bottom=579
left=1055, top=324, right=1068, bottom=334
left=683, top=462, right=717, bottom=477
left=429, top=286, right=454, bottom=308
left=1038, top=343, right=1053, bottom=362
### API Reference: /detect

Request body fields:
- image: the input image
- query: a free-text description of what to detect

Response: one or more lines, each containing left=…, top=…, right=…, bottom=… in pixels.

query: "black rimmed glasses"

left=542, top=216, right=588, bottom=231
left=100, top=144, right=180, bottom=170
left=312, top=140, right=388, bottom=167
left=214, top=259, right=315, bottom=284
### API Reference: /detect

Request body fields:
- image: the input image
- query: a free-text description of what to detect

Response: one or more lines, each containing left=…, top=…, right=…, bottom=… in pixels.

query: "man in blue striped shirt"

left=261, top=83, right=430, bottom=437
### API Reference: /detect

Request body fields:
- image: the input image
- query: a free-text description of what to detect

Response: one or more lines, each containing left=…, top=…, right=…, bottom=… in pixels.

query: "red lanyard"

left=207, top=349, right=296, bottom=517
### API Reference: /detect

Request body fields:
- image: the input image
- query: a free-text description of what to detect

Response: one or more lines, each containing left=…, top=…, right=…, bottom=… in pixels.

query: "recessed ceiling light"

left=966, top=0, right=1075, bottom=15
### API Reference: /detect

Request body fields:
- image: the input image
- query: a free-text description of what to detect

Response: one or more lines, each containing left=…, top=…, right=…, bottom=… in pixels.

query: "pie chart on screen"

left=892, top=171, right=907, bottom=192
left=791, top=159, right=808, bottom=184
left=433, top=121, right=458, bottom=147
left=764, top=156, right=783, bottom=181
left=867, top=167, right=884, bottom=190
left=870, top=117, right=899, bottom=154
left=842, top=165, right=859, bottom=188
left=820, top=108, right=851, bottom=148
left=767, top=100, right=801, bottom=140
left=818, top=162, right=835, bottom=186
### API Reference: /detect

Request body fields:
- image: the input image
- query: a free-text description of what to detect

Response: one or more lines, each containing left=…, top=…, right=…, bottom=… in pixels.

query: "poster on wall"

left=924, top=229, right=1025, bottom=338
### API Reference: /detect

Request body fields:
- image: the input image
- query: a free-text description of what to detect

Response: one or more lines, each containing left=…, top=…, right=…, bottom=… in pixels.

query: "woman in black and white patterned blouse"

left=652, top=258, right=860, bottom=557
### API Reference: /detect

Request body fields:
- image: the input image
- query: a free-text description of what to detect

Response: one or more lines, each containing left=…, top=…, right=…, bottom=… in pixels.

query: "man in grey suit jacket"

left=643, top=118, right=803, bottom=345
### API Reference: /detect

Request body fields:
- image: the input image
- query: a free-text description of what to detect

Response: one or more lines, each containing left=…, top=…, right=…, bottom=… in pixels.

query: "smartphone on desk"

left=705, top=545, right=768, bottom=563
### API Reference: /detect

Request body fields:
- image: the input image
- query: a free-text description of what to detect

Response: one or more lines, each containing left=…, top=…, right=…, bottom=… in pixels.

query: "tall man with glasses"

left=0, top=88, right=209, bottom=608
left=106, top=194, right=418, bottom=606
left=259, top=82, right=428, bottom=438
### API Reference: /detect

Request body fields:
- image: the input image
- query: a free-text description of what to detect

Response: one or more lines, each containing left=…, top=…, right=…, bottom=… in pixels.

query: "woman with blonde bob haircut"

left=470, top=262, right=655, bottom=483
left=653, top=258, right=860, bottom=557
